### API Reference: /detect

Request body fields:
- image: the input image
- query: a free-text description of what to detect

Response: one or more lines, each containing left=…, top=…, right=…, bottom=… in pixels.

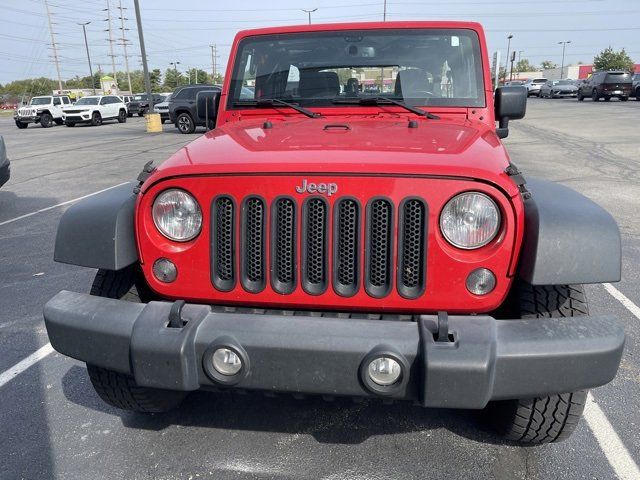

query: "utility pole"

left=516, top=50, right=523, bottom=79
left=117, top=0, right=133, bottom=94
left=133, top=0, right=154, bottom=112
left=301, top=8, right=317, bottom=24
left=383, top=0, right=387, bottom=21
left=210, top=44, right=218, bottom=83
left=104, top=0, right=118, bottom=88
left=504, top=34, right=513, bottom=84
left=78, top=22, right=96, bottom=94
left=558, top=41, right=571, bottom=79
left=43, top=0, right=63, bottom=92
left=170, top=61, right=180, bottom=88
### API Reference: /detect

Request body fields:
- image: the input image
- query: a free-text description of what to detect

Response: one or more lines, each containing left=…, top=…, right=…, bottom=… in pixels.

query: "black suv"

left=577, top=71, right=633, bottom=102
left=127, top=93, right=164, bottom=117
left=632, top=73, right=640, bottom=100
left=168, top=84, right=221, bottom=134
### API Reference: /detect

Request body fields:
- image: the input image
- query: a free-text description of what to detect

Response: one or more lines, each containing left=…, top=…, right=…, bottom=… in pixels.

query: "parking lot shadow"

left=0, top=191, right=59, bottom=225
left=61, top=365, right=504, bottom=446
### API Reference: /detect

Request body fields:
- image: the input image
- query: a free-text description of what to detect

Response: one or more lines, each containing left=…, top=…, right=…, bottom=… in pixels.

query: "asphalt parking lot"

left=0, top=98, right=639, bottom=480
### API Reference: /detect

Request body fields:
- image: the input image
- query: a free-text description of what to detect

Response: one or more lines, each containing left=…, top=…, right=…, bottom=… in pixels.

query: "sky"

left=1, top=0, right=638, bottom=85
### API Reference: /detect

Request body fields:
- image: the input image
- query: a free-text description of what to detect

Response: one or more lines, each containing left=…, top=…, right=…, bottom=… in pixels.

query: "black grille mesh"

left=305, top=198, right=327, bottom=287
left=274, top=198, right=295, bottom=289
left=367, top=199, right=392, bottom=294
left=399, top=199, right=426, bottom=295
left=214, top=197, right=234, bottom=285
left=336, top=199, right=359, bottom=289
left=244, top=197, right=265, bottom=284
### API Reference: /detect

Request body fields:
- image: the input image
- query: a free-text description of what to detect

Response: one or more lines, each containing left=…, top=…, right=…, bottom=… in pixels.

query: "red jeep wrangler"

left=44, top=22, right=624, bottom=444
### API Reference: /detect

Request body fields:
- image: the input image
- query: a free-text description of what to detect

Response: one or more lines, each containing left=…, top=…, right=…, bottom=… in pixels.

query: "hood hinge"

left=505, top=162, right=531, bottom=200
left=133, top=161, right=156, bottom=194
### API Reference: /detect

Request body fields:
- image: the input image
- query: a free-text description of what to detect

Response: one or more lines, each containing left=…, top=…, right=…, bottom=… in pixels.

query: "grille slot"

left=302, top=197, right=328, bottom=295
left=333, top=198, right=360, bottom=297
left=211, top=196, right=236, bottom=291
left=271, top=197, right=296, bottom=294
left=397, top=198, right=427, bottom=298
left=365, top=198, right=393, bottom=298
left=241, top=196, right=266, bottom=293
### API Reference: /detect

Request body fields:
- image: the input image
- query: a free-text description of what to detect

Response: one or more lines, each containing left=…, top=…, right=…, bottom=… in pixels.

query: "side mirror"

left=494, top=86, right=527, bottom=139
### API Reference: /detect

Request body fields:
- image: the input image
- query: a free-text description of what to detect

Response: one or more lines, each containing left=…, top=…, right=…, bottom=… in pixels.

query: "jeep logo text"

left=295, top=179, right=338, bottom=196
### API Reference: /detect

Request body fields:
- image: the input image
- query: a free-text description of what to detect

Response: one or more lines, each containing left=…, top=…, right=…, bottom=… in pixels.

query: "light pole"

left=383, top=0, right=387, bottom=21
left=517, top=50, right=523, bottom=79
left=78, top=22, right=96, bottom=94
left=170, top=61, right=181, bottom=87
left=558, top=41, right=571, bottom=79
left=301, top=8, right=317, bottom=24
left=504, top=34, right=513, bottom=84
left=133, top=0, right=154, bottom=112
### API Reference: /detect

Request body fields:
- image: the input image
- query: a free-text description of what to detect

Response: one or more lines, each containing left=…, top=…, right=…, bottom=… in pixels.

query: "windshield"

left=604, top=73, right=631, bottom=83
left=134, top=94, right=149, bottom=101
left=30, top=97, right=51, bottom=105
left=557, top=80, right=573, bottom=85
left=75, top=97, right=99, bottom=106
left=229, top=29, right=485, bottom=109
left=532, top=79, right=547, bottom=84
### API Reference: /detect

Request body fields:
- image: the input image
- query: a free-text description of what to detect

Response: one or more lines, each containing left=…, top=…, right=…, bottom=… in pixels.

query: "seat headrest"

left=394, top=69, right=428, bottom=97
left=299, top=71, right=341, bottom=98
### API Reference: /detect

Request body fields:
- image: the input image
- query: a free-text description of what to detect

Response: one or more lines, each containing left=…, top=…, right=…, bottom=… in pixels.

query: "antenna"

left=43, top=0, right=63, bottom=92
left=117, top=0, right=133, bottom=93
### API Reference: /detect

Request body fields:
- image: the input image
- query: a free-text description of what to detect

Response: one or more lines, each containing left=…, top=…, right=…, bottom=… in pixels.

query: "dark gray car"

left=0, top=136, right=10, bottom=189
left=539, top=79, right=578, bottom=98
left=168, top=84, right=221, bottom=134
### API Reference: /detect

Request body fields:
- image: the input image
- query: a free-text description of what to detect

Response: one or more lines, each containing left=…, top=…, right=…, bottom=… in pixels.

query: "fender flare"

left=54, top=183, right=138, bottom=271
left=518, top=178, right=621, bottom=285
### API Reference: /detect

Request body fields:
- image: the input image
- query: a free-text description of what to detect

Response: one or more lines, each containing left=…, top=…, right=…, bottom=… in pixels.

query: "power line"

left=43, top=0, right=63, bottom=91
left=117, top=0, right=132, bottom=93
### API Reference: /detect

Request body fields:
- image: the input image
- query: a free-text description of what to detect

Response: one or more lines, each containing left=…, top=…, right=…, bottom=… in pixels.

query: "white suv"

left=14, top=95, right=71, bottom=129
left=62, top=95, right=128, bottom=127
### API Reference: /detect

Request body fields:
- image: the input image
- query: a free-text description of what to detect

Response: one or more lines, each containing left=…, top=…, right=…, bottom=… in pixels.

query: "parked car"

left=153, top=94, right=171, bottom=123
left=44, top=21, right=624, bottom=445
left=539, top=79, right=578, bottom=98
left=632, top=73, right=640, bottom=100
left=168, top=84, right=221, bottom=134
left=577, top=71, right=632, bottom=102
left=61, top=95, right=127, bottom=126
left=0, top=136, right=9, bottom=189
left=127, top=93, right=164, bottom=117
left=522, top=78, right=547, bottom=97
left=13, top=95, right=71, bottom=129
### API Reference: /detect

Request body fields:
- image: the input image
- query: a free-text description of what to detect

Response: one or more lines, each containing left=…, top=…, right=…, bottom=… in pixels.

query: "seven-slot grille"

left=211, top=195, right=428, bottom=299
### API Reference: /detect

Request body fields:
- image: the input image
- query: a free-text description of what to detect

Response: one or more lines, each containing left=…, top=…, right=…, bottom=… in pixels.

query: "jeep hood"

left=144, top=117, right=519, bottom=196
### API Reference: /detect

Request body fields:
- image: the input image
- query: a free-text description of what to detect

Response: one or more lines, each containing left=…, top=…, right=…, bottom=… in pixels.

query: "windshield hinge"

left=133, top=161, right=156, bottom=194
left=505, top=162, right=531, bottom=200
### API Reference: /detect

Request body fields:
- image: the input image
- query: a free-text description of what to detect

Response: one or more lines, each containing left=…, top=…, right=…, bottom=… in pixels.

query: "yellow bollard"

left=145, top=113, right=162, bottom=133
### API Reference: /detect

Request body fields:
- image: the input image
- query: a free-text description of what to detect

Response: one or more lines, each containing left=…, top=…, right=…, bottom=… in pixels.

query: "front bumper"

left=14, top=115, right=39, bottom=124
left=551, top=90, right=578, bottom=97
left=44, top=291, right=624, bottom=409
left=63, top=113, right=92, bottom=123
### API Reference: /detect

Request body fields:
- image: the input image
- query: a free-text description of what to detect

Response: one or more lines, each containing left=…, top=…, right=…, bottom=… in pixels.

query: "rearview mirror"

left=494, top=86, right=527, bottom=139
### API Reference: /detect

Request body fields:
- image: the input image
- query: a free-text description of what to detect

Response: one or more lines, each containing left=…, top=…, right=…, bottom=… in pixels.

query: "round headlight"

left=152, top=189, right=202, bottom=241
left=440, top=192, right=500, bottom=249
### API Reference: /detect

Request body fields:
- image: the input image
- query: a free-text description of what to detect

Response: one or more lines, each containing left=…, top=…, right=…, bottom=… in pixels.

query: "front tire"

left=117, top=109, right=127, bottom=123
left=635, top=87, right=640, bottom=100
left=592, top=89, right=600, bottom=101
left=577, top=91, right=584, bottom=101
left=176, top=112, right=196, bottom=134
left=487, top=283, right=589, bottom=444
left=86, top=267, right=186, bottom=413
left=620, top=96, right=628, bottom=102
left=138, top=108, right=146, bottom=117
left=40, top=112, right=53, bottom=128
left=15, top=120, right=28, bottom=129
left=91, top=112, right=102, bottom=126
left=54, top=118, right=64, bottom=126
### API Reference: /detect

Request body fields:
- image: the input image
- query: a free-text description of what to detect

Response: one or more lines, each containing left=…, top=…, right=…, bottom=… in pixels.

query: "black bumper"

left=14, top=115, right=39, bottom=124
left=44, top=291, right=624, bottom=409
left=0, top=162, right=10, bottom=188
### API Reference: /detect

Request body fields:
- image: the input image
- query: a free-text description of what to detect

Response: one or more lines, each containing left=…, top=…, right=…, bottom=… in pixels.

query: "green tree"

left=593, top=46, right=635, bottom=72
left=163, top=67, right=185, bottom=90
left=0, top=77, right=58, bottom=97
left=540, top=60, right=558, bottom=70
left=516, top=58, right=535, bottom=72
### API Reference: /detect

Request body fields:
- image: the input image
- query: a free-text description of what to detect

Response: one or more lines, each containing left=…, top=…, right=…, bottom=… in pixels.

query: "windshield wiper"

left=332, top=96, right=439, bottom=120
left=233, top=98, right=321, bottom=118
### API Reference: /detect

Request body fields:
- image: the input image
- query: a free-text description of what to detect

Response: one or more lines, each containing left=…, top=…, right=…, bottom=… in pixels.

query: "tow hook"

left=168, top=300, right=187, bottom=328
left=435, top=311, right=454, bottom=343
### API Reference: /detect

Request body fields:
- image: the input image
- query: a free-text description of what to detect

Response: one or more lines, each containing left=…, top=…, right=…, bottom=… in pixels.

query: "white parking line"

left=0, top=343, right=53, bottom=388
left=584, top=393, right=640, bottom=480
left=604, top=283, right=640, bottom=320
left=0, top=182, right=129, bottom=227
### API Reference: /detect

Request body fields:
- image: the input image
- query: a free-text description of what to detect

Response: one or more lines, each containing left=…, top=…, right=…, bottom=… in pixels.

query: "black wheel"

left=91, top=112, right=102, bottom=126
left=577, top=91, right=584, bottom=101
left=620, top=96, right=628, bottom=102
left=635, top=87, right=640, bottom=100
left=127, top=112, right=133, bottom=117
left=86, top=266, right=187, bottom=413
left=176, top=112, right=196, bottom=134
left=15, top=120, right=28, bottom=129
left=65, top=121, right=76, bottom=127
left=40, top=112, right=53, bottom=128
left=487, top=283, right=589, bottom=444
left=604, top=96, right=611, bottom=102
left=160, top=118, right=166, bottom=124
left=592, top=89, right=600, bottom=101
left=54, top=118, right=64, bottom=126
left=138, top=108, right=146, bottom=117
left=117, top=109, right=127, bottom=123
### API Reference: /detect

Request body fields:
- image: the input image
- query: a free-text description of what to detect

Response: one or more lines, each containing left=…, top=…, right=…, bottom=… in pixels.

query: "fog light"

left=212, top=348, right=242, bottom=376
left=367, top=357, right=402, bottom=386
left=152, top=258, right=177, bottom=283
left=466, top=268, right=496, bottom=295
